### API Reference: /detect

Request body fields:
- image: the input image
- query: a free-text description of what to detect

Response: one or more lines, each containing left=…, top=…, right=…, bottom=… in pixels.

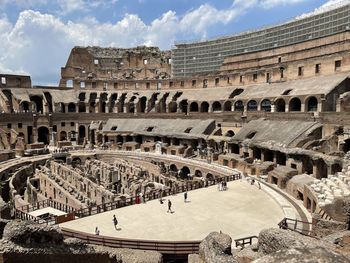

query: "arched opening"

left=234, top=100, right=244, bottom=112
left=275, top=98, right=285, bottom=112
left=169, top=164, right=178, bottom=172
left=139, top=97, right=147, bottom=113
left=78, top=125, right=86, bottom=144
left=225, top=130, right=235, bottom=137
left=306, top=96, right=318, bottom=112
left=30, top=96, right=43, bottom=113
left=128, top=96, right=137, bottom=113
left=302, top=156, right=313, bottom=174
left=99, top=93, right=108, bottom=113
left=88, top=93, right=97, bottom=113
left=100, top=101, right=107, bottom=113
left=276, top=152, right=286, bottom=165
left=315, top=159, right=327, bottom=179
left=126, top=135, right=133, bottom=142
left=20, top=101, right=30, bottom=112
left=289, top=97, right=301, bottom=112
left=223, top=101, right=232, bottom=111
left=109, top=93, right=118, bottom=113
left=78, top=102, right=86, bottom=112
left=179, top=100, right=188, bottom=114
left=116, top=135, right=123, bottom=144
left=247, top=100, right=258, bottom=111
left=180, top=166, right=191, bottom=179
left=200, top=102, right=209, bottom=112
left=194, top=170, right=202, bottom=177
left=168, top=101, right=177, bottom=113
left=60, top=131, right=67, bottom=141
left=331, top=163, right=342, bottom=174
left=38, top=126, right=49, bottom=145
left=261, top=99, right=271, bottom=112
left=253, top=147, right=262, bottom=160
left=212, top=101, right=222, bottom=112
left=68, top=103, right=76, bottom=112
left=189, top=102, right=199, bottom=112
left=206, top=173, right=214, bottom=181
left=343, top=139, right=350, bottom=153
left=263, top=149, right=274, bottom=162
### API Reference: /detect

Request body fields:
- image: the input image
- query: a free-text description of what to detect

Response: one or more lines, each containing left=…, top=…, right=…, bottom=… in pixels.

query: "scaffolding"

left=171, top=4, right=350, bottom=78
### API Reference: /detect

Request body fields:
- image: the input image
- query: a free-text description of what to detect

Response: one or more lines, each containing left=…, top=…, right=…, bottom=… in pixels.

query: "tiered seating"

left=310, top=167, right=350, bottom=207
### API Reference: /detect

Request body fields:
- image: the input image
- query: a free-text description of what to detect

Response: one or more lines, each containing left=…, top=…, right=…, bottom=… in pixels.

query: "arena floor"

left=60, top=180, right=285, bottom=241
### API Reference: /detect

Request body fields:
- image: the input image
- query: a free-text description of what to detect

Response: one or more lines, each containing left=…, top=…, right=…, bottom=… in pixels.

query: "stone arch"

left=200, top=102, right=209, bottom=112
left=343, top=138, right=350, bottom=153
left=190, top=102, right=199, bottom=112
left=179, top=100, right=188, bottom=113
left=261, top=99, right=271, bottom=112
left=169, top=164, right=178, bottom=172
left=289, top=97, right=301, bottom=112
left=60, top=131, right=67, bottom=141
left=58, top=103, right=65, bottom=113
left=128, top=96, right=137, bottom=113
left=194, top=170, right=202, bottom=177
left=78, top=125, right=86, bottom=144
left=68, top=103, right=76, bottom=112
left=168, top=101, right=177, bottom=113
left=306, top=96, right=318, bottom=112
left=109, top=93, right=118, bottom=113
left=38, top=126, right=49, bottom=145
left=275, top=98, right=286, bottom=112
left=212, top=101, right=222, bottom=112
left=139, top=96, right=147, bottom=113
left=78, top=102, right=86, bottom=113
left=225, top=130, right=235, bottom=137
left=234, top=100, right=244, bottom=111
left=247, top=100, right=258, bottom=111
left=30, top=95, right=43, bottom=113
left=206, top=173, right=214, bottom=181
left=223, top=101, right=232, bottom=111
left=89, top=93, right=97, bottom=113
left=20, top=101, right=30, bottom=112
left=180, top=166, right=191, bottom=179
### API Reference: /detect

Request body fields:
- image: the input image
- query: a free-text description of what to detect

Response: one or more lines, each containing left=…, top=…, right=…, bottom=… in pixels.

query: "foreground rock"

left=0, top=221, right=162, bottom=263
left=190, top=231, right=237, bottom=263
left=253, top=247, right=349, bottom=263
left=257, top=228, right=336, bottom=254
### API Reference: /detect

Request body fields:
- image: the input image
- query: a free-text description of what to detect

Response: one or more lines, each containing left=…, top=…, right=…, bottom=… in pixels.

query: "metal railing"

left=278, top=217, right=313, bottom=236
left=15, top=175, right=238, bottom=224
left=61, top=227, right=201, bottom=255
left=74, top=175, right=237, bottom=219
left=234, top=235, right=258, bottom=249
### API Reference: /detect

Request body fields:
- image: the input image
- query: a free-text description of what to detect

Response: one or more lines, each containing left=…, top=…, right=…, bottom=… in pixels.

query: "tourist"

left=95, top=227, right=100, bottom=235
left=167, top=199, right=172, bottom=213
left=258, top=182, right=261, bottom=190
left=184, top=191, right=188, bottom=202
left=113, top=215, right=118, bottom=229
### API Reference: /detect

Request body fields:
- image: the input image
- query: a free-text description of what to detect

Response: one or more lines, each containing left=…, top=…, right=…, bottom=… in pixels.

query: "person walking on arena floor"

left=167, top=199, right=173, bottom=213
left=184, top=191, right=188, bottom=202
left=113, top=215, right=118, bottom=230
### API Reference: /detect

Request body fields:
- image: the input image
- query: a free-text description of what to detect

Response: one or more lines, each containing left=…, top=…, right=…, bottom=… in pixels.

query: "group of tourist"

left=95, top=214, right=119, bottom=235
left=218, top=181, right=227, bottom=191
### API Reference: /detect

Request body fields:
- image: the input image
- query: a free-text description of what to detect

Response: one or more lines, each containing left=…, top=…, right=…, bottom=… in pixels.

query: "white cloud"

left=0, top=0, right=331, bottom=85
left=260, top=0, right=306, bottom=9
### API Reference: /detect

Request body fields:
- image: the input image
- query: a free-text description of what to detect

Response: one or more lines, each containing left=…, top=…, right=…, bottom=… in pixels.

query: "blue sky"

left=0, top=0, right=347, bottom=85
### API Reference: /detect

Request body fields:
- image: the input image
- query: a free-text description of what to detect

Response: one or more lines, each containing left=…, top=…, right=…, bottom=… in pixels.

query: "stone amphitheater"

left=0, top=3, right=350, bottom=263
